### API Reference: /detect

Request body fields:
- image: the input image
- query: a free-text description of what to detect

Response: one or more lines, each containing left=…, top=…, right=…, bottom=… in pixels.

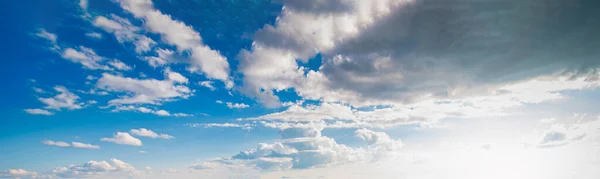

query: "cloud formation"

left=116, top=0, right=232, bottom=87
left=42, top=140, right=100, bottom=149
left=51, top=158, right=135, bottom=178
left=101, top=132, right=143, bottom=146
left=192, top=123, right=402, bottom=171
left=96, top=71, right=192, bottom=105
left=130, top=128, right=174, bottom=139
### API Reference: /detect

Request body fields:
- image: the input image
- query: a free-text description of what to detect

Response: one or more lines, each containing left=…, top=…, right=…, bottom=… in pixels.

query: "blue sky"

left=1, top=0, right=600, bottom=179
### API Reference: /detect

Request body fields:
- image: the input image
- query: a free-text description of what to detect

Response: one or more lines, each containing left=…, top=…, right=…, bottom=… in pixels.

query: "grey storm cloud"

left=319, top=0, right=600, bottom=103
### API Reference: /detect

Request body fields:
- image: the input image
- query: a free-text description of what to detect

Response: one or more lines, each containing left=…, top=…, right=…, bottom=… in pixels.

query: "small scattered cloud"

left=130, top=128, right=174, bottom=139
left=35, top=29, right=57, bottom=45
left=108, top=59, right=132, bottom=71
left=71, top=142, right=101, bottom=149
left=185, top=123, right=253, bottom=131
left=199, top=81, right=216, bottom=91
left=42, top=140, right=100, bottom=149
left=85, top=32, right=102, bottom=39
left=216, top=100, right=249, bottom=109
left=38, top=86, right=84, bottom=110
left=101, top=132, right=142, bottom=146
left=24, top=108, right=53, bottom=115
left=42, top=140, right=71, bottom=147
left=112, top=105, right=191, bottom=117
left=61, top=46, right=112, bottom=70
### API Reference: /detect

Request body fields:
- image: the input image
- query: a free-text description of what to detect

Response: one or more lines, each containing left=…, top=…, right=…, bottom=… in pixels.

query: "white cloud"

left=143, top=48, right=175, bottom=67
left=35, top=29, right=57, bottom=44
left=43, top=140, right=101, bottom=149
left=51, top=158, right=135, bottom=178
left=85, top=32, right=103, bottom=39
left=226, top=102, right=249, bottom=109
left=355, top=128, right=395, bottom=145
left=130, top=128, right=174, bottom=139
left=101, top=132, right=143, bottom=146
left=189, top=161, right=221, bottom=170
left=61, top=46, right=112, bottom=70
left=165, top=68, right=188, bottom=84
left=116, top=0, right=232, bottom=87
left=37, top=86, right=85, bottom=111
left=93, top=15, right=156, bottom=54
left=24, top=108, right=53, bottom=115
left=79, top=0, right=88, bottom=11
left=96, top=72, right=192, bottom=105
left=1, top=169, right=37, bottom=178
left=185, top=123, right=253, bottom=130
left=33, top=87, right=45, bottom=93
left=199, top=81, right=216, bottom=91
left=72, top=142, right=101, bottom=149
left=537, top=117, right=600, bottom=148
left=112, top=105, right=192, bottom=117
left=173, top=113, right=193, bottom=117
left=42, top=140, right=71, bottom=147
left=216, top=100, right=249, bottom=109
left=192, top=124, right=402, bottom=171
left=108, top=59, right=133, bottom=71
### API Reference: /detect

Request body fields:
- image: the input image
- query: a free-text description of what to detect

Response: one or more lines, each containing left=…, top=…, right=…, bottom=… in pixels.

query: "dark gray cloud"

left=318, top=0, right=600, bottom=103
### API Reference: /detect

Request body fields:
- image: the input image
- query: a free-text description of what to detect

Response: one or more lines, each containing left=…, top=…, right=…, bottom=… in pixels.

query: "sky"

left=1, top=0, right=600, bottom=178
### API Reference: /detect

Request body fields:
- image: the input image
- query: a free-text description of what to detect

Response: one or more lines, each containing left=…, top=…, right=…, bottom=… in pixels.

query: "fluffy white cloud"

left=237, top=0, right=404, bottom=107
left=96, top=71, right=192, bottom=105
left=42, top=140, right=71, bottom=147
left=101, top=132, right=143, bottom=146
left=226, top=102, right=249, bottom=109
left=165, top=68, right=188, bottom=84
left=130, top=128, right=174, bottom=139
left=37, top=86, right=85, bottom=111
left=93, top=15, right=156, bottom=54
left=355, top=128, right=394, bottom=145
left=116, top=0, right=232, bottom=86
left=51, top=158, right=135, bottom=178
left=192, top=124, right=402, bottom=171
left=108, top=59, right=133, bottom=71
left=61, top=46, right=112, bottom=70
left=24, top=108, right=53, bottom=115
left=216, top=100, right=249, bottom=109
